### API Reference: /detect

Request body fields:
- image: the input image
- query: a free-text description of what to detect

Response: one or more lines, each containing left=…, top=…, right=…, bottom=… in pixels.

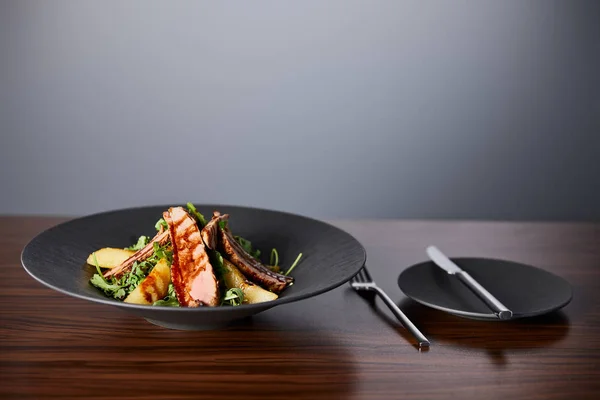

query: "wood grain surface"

left=1, top=216, right=599, bottom=399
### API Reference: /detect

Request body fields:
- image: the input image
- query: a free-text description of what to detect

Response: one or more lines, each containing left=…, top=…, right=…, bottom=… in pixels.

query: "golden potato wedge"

left=87, top=248, right=135, bottom=269
left=240, top=284, right=279, bottom=304
left=222, top=259, right=278, bottom=304
left=124, top=258, right=171, bottom=305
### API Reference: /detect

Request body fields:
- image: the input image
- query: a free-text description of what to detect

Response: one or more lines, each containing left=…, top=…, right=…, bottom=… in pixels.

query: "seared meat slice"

left=217, top=214, right=293, bottom=293
left=200, top=211, right=220, bottom=250
left=164, top=207, right=219, bottom=307
left=103, top=230, right=170, bottom=279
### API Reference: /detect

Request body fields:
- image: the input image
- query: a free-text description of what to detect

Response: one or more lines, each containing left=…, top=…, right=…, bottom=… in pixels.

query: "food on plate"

left=88, top=203, right=302, bottom=307
left=164, top=206, right=219, bottom=307
left=221, top=258, right=278, bottom=304
left=86, top=248, right=135, bottom=269
left=214, top=212, right=293, bottom=293
left=124, top=258, right=171, bottom=304
left=103, top=230, right=170, bottom=279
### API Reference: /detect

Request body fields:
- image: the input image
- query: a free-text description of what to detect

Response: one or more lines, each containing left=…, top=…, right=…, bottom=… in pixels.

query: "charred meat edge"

left=103, top=230, right=169, bottom=279
left=200, top=211, right=220, bottom=250
left=211, top=213, right=293, bottom=293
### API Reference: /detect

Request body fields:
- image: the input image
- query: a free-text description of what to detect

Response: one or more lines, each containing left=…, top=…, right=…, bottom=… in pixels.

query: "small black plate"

left=398, top=258, right=572, bottom=320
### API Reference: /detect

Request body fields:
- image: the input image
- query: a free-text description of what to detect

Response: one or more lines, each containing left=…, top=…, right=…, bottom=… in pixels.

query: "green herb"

left=89, top=253, right=129, bottom=299
left=270, top=248, right=279, bottom=267
left=125, top=261, right=148, bottom=289
left=212, top=251, right=224, bottom=274
left=153, top=283, right=180, bottom=307
left=125, top=261, right=138, bottom=286
left=155, top=218, right=168, bottom=232
left=218, top=220, right=227, bottom=230
left=284, top=253, right=303, bottom=276
left=89, top=272, right=130, bottom=300
left=90, top=274, right=123, bottom=294
left=153, top=242, right=172, bottom=263
left=234, top=236, right=261, bottom=260
left=89, top=242, right=173, bottom=301
left=206, top=250, right=228, bottom=298
left=186, top=202, right=207, bottom=227
left=221, top=288, right=244, bottom=306
left=92, top=253, right=105, bottom=282
left=125, top=235, right=150, bottom=251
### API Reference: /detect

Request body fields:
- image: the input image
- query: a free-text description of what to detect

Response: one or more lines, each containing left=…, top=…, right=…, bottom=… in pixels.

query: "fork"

left=350, top=266, right=430, bottom=348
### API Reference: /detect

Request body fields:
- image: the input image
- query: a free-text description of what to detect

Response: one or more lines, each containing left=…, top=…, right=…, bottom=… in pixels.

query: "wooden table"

left=1, top=217, right=599, bottom=399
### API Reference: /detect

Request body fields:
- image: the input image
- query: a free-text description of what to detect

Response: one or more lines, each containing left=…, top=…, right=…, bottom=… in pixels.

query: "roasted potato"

left=124, top=258, right=171, bottom=305
left=222, top=259, right=278, bottom=304
left=87, top=248, right=135, bottom=269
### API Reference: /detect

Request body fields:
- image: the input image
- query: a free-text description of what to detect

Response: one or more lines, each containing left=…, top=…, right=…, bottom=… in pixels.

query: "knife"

left=426, top=246, right=513, bottom=320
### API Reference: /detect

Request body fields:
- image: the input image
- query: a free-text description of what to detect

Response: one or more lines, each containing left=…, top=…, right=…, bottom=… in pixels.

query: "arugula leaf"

left=125, top=261, right=148, bottom=288
left=90, top=272, right=130, bottom=300
left=152, top=242, right=172, bottom=264
left=186, top=202, right=207, bottom=227
left=206, top=250, right=228, bottom=298
left=125, top=235, right=150, bottom=251
left=153, top=283, right=180, bottom=307
left=92, top=253, right=105, bottom=280
left=90, top=273, right=123, bottom=293
left=234, top=236, right=261, bottom=260
left=221, top=288, right=244, bottom=306
left=89, top=253, right=130, bottom=299
left=211, top=251, right=224, bottom=275
left=155, top=218, right=168, bottom=232
left=90, top=242, right=173, bottom=301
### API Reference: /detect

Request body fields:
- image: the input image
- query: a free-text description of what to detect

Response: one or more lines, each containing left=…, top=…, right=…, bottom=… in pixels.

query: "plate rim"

left=21, top=203, right=367, bottom=313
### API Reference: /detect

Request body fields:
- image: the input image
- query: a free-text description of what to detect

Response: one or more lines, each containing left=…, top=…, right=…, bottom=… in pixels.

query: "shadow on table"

left=396, top=298, right=571, bottom=366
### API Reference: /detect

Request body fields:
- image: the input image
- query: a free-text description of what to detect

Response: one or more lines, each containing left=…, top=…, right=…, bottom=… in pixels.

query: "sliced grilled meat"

left=200, top=211, right=220, bottom=250
left=103, top=230, right=170, bottom=279
left=164, top=207, right=219, bottom=307
left=217, top=214, right=293, bottom=293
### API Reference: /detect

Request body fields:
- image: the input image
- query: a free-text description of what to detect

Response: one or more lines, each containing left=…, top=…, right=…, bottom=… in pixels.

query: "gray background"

left=1, top=0, right=599, bottom=221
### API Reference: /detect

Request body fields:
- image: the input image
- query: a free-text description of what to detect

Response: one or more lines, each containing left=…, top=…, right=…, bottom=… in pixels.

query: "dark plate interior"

left=398, top=258, right=572, bottom=320
left=21, top=204, right=366, bottom=329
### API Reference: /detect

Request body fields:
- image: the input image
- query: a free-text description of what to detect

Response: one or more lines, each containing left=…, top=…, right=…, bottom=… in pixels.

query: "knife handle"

left=455, top=271, right=513, bottom=320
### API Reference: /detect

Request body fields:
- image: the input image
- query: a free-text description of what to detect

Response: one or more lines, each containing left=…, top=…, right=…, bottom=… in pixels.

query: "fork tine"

left=359, top=269, right=368, bottom=283
left=350, top=267, right=374, bottom=285
left=361, top=265, right=374, bottom=282
left=354, top=268, right=367, bottom=283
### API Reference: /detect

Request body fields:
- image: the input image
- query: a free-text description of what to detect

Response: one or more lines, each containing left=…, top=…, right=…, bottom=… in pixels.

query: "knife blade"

left=426, top=246, right=513, bottom=320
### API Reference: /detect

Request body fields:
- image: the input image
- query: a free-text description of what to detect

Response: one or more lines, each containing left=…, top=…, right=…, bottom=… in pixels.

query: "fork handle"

left=373, top=287, right=430, bottom=348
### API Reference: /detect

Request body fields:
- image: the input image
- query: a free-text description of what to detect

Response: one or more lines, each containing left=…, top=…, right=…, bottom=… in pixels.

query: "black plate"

left=21, top=204, right=366, bottom=330
left=398, top=258, right=572, bottom=320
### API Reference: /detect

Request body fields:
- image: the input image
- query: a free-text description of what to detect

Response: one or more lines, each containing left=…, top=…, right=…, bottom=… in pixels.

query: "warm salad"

left=88, top=203, right=302, bottom=307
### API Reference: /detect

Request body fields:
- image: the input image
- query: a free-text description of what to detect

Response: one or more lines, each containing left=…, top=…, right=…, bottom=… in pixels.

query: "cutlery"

left=350, top=266, right=430, bottom=348
left=426, top=246, right=513, bottom=320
